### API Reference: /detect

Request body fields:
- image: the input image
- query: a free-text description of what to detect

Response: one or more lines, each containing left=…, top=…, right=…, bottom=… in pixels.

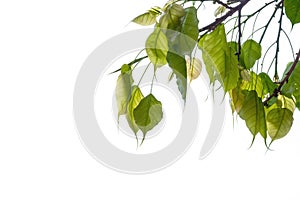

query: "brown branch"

left=199, top=0, right=250, bottom=33
left=264, top=48, right=300, bottom=106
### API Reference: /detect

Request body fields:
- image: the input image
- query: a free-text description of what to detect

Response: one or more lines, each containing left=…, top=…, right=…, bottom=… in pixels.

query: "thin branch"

left=237, top=8, right=242, bottom=61
left=264, top=49, right=300, bottom=106
left=199, top=0, right=250, bottom=33
left=259, top=0, right=283, bottom=44
left=274, top=1, right=284, bottom=81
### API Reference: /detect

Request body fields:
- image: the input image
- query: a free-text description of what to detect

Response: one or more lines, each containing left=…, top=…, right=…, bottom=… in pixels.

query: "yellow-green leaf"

left=145, top=28, right=169, bottom=68
left=126, top=86, right=144, bottom=134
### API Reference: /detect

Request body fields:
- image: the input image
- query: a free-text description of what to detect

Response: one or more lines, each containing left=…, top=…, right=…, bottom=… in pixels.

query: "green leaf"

left=145, top=28, right=169, bottom=68
left=167, top=52, right=187, bottom=101
left=178, top=7, right=199, bottom=54
left=159, top=4, right=185, bottom=30
left=132, top=12, right=158, bottom=26
left=133, top=94, right=163, bottom=143
left=126, top=86, right=144, bottom=134
left=199, top=24, right=239, bottom=91
left=186, top=56, right=202, bottom=82
left=284, top=0, right=300, bottom=26
left=240, top=39, right=262, bottom=69
left=238, top=90, right=267, bottom=145
left=230, top=87, right=246, bottom=113
left=282, top=62, right=300, bottom=110
left=267, top=108, right=294, bottom=145
left=115, top=64, right=133, bottom=119
left=259, top=72, right=277, bottom=96
left=240, top=72, right=264, bottom=98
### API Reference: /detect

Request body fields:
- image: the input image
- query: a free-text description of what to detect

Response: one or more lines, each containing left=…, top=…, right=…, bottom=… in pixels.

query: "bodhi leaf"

left=240, top=39, right=262, bottom=70
left=240, top=72, right=264, bottom=98
left=133, top=94, right=163, bottom=143
left=178, top=7, right=199, bottom=54
left=259, top=72, right=277, bottom=96
left=186, top=56, right=202, bottom=82
left=126, top=86, right=144, bottom=134
left=159, top=4, right=185, bottom=30
left=284, top=0, right=300, bottom=26
left=145, top=28, right=169, bottom=68
left=115, top=64, right=133, bottom=119
left=167, top=51, right=187, bottom=101
left=282, top=62, right=300, bottom=97
left=230, top=87, right=246, bottom=114
left=238, top=90, right=267, bottom=146
left=132, top=12, right=158, bottom=26
left=199, top=24, right=239, bottom=91
left=267, top=108, right=294, bottom=146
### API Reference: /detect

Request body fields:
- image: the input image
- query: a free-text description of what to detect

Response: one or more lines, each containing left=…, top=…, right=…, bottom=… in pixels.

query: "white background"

left=1, top=0, right=300, bottom=199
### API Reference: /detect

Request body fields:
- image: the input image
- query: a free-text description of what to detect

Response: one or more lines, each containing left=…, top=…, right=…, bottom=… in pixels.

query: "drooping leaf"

left=159, top=4, right=185, bottom=30
left=240, top=39, right=262, bottom=69
left=126, top=86, right=144, bottom=134
left=284, top=0, right=300, bottom=26
left=115, top=64, right=133, bottom=119
left=267, top=108, right=294, bottom=145
left=178, top=7, right=199, bottom=54
left=145, top=28, right=169, bottom=68
left=259, top=72, right=277, bottom=96
left=133, top=94, right=163, bottom=143
left=167, top=52, right=187, bottom=101
left=282, top=62, right=300, bottom=97
left=199, top=24, right=239, bottom=91
left=186, top=56, right=202, bottom=82
left=230, top=87, right=246, bottom=113
left=240, top=71, right=264, bottom=98
left=238, top=90, right=267, bottom=145
left=132, top=11, right=158, bottom=26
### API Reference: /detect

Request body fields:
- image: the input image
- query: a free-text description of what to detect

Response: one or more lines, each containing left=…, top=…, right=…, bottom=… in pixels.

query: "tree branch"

left=199, top=0, right=250, bottom=33
left=264, top=49, right=300, bottom=106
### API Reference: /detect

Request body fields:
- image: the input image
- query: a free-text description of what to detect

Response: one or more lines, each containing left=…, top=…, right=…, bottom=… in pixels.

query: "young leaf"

left=240, top=72, right=264, bottom=97
left=186, top=56, right=202, bottom=82
left=230, top=87, right=246, bottom=113
left=132, top=12, right=158, bottom=26
left=240, top=39, right=262, bottom=70
left=284, top=0, right=300, bottom=26
left=159, top=4, right=185, bottom=30
left=199, top=24, right=239, bottom=91
left=126, top=86, right=144, bottom=134
left=214, top=6, right=226, bottom=17
left=133, top=94, right=163, bottom=143
left=267, top=108, right=294, bottom=145
left=167, top=51, right=187, bottom=101
left=238, top=90, right=267, bottom=145
left=115, top=64, right=133, bottom=119
left=145, top=28, right=169, bottom=68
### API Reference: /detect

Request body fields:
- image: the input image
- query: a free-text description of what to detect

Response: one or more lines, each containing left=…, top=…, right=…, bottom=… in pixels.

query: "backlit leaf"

left=133, top=94, right=163, bottom=143
left=186, top=56, right=202, bottom=82
left=241, top=39, right=262, bottom=69
left=132, top=12, right=158, bottom=26
left=145, top=28, right=169, bottom=68
left=115, top=64, right=133, bottom=119
left=126, top=86, right=144, bottom=134
left=284, top=0, right=300, bottom=26
left=199, top=24, right=239, bottom=91
left=167, top=52, right=187, bottom=101
left=267, top=108, right=294, bottom=145
left=238, top=90, right=267, bottom=145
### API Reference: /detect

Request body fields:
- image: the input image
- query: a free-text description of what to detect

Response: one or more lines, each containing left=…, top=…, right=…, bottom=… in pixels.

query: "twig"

left=264, top=49, right=300, bottom=106
left=274, top=1, right=284, bottom=81
left=199, top=0, right=250, bottom=33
